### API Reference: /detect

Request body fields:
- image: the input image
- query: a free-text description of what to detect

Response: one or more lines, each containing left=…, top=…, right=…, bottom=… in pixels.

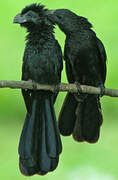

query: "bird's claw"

left=74, top=81, right=82, bottom=95
left=99, top=84, right=105, bottom=97
left=74, top=81, right=83, bottom=102
left=28, top=79, right=37, bottom=90
left=53, top=83, right=60, bottom=94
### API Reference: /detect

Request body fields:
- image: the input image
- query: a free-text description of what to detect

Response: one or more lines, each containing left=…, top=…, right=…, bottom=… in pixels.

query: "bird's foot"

left=99, top=84, right=105, bottom=97
left=27, top=79, right=37, bottom=90
left=74, top=81, right=82, bottom=95
left=53, top=83, right=60, bottom=94
left=74, top=81, right=88, bottom=102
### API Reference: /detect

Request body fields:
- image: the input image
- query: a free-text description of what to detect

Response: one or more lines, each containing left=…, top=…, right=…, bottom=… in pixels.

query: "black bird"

left=47, top=9, right=107, bottom=143
left=13, top=4, right=63, bottom=176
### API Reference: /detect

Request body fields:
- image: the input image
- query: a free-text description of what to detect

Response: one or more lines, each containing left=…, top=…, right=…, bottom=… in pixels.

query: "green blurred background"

left=0, top=0, right=118, bottom=179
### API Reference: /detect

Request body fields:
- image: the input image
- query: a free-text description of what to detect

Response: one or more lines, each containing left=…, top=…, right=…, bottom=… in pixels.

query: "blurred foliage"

left=0, top=0, right=118, bottom=179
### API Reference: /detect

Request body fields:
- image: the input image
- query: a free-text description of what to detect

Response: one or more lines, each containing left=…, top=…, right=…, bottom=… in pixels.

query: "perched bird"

left=47, top=9, right=107, bottom=143
left=13, top=4, right=63, bottom=176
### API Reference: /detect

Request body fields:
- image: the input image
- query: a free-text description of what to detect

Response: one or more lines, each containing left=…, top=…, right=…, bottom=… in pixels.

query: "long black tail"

left=73, top=94, right=103, bottom=143
left=58, top=93, right=78, bottom=136
left=19, top=92, right=62, bottom=176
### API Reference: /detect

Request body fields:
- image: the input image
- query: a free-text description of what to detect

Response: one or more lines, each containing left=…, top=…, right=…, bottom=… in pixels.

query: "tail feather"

left=58, top=93, right=78, bottom=136
left=19, top=92, right=62, bottom=176
left=19, top=98, right=39, bottom=175
left=19, top=159, right=36, bottom=176
left=18, top=113, right=29, bottom=158
left=38, top=96, right=61, bottom=173
left=82, top=95, right=103, bottom=143
left=49, top=97, right=62, bottom=155
left=73, top=95, right=103, bottom=143
left=72, top=103, right=84, bottom=142
left=50, top=157, right=59, bottom=171
left=45, top=98, right=57, bottom=158
left=22, top=99, right=37, bottom=156
left=38, top=109, right=51, bottom=173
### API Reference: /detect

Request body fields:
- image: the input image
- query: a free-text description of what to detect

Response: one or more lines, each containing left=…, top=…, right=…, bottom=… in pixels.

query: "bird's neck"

left=26, top=27, right=54, bottom=45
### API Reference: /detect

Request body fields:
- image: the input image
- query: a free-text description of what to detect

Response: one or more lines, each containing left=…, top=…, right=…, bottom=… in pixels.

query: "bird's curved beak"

left=13, top=14, right=27, bottom=24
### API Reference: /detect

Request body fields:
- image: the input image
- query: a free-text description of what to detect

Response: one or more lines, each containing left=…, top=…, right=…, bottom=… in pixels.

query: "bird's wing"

left=96, top=37, right=107, bottom=83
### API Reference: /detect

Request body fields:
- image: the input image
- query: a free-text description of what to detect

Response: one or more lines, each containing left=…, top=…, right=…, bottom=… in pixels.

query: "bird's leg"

left=90, top=66, right=105, bottom=97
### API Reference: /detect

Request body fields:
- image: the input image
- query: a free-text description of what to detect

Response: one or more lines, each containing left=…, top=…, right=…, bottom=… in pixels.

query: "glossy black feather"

left=48, top=9, right=107, bottom=143
left=14, top=4, right=63, bottom=176
left=58, top=93, right=77, bottom=136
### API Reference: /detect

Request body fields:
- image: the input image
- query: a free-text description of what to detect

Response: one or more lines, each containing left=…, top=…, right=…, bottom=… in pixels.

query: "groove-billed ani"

left=47, top=9, right=107, bottom=143
left=13, top=4, right=63, bottom=176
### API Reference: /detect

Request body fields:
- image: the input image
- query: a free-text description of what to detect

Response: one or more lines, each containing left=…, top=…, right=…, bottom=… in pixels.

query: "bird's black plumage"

left=47, top=9, right=107, bottom=143
left=13, top=4, right=63, bottom=176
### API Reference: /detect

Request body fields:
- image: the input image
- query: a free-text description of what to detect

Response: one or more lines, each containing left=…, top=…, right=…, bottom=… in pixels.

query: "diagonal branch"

left=0, top=80, right=118, bottom=97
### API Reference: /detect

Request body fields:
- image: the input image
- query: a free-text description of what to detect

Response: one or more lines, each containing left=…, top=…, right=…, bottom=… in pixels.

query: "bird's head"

left=46, top=9, right=92, bottom=34
left=46, top=9, right=78, bottom=34
left=13, top=4, right=52, bottom=30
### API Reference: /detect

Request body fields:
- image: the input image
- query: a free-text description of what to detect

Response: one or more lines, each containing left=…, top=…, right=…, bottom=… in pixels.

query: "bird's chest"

left=65, top=42, right=89, bottom=73
left=24, top=47, right=54, bottom=83
left=27, top=49, right=46, bottom=69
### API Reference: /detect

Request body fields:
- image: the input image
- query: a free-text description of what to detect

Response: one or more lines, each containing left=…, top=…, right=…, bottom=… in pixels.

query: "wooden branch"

left=0, top=80, right=118, bottom=97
